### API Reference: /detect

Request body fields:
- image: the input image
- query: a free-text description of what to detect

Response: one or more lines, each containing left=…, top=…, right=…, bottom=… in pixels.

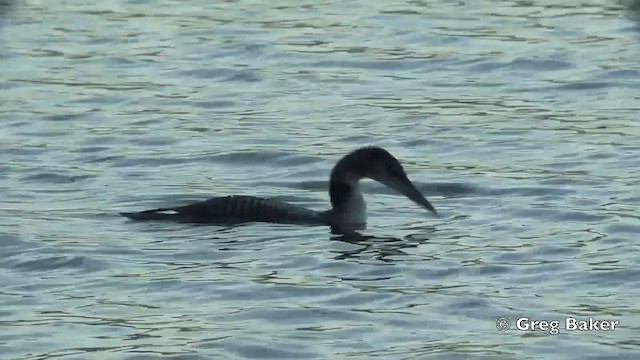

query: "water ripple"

left=1, top=0, right=639, bottom=359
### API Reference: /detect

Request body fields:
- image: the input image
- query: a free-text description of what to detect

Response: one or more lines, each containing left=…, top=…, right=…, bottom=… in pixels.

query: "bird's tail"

left=120, top=208, right=178, bottom=221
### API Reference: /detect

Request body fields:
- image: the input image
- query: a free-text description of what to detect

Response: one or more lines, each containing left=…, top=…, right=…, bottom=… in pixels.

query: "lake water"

left=1, top=0, right=640, bottom=359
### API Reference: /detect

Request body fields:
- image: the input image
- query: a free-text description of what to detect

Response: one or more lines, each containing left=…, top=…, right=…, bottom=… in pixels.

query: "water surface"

left=1, top=0, right=639, bottom=359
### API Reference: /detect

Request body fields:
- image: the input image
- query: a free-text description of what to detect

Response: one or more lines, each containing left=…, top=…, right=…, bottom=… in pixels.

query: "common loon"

left=120, top=146, right=438, bottom=233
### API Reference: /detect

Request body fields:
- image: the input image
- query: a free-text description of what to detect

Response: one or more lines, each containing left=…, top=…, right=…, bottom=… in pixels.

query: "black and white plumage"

left=120, top=146, right=438, bottom=233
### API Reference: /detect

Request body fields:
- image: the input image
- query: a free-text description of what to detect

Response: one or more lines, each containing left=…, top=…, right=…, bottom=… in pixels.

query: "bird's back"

left=121, top=195, right=328, bottom=226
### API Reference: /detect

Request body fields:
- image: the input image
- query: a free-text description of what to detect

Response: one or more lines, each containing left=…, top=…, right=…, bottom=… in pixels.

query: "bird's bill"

left=382, top=177, right=438, bottom=216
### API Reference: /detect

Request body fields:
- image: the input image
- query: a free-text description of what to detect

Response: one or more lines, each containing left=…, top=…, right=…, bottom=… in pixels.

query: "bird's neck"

left=328, top=178, right=367, bottom=228
left=327, top=152, right=369, bottom=230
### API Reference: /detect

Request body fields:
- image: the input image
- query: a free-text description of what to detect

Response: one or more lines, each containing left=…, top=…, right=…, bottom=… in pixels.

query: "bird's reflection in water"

left=329, top=225, right=437, bottom=262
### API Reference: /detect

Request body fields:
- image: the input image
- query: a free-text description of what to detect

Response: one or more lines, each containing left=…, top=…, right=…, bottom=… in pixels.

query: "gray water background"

left=1, top=0, right=640, bottom=359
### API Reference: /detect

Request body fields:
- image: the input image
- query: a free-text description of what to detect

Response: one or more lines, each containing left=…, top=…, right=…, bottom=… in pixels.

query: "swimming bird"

left=120, top=146, right=438, bottom=233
